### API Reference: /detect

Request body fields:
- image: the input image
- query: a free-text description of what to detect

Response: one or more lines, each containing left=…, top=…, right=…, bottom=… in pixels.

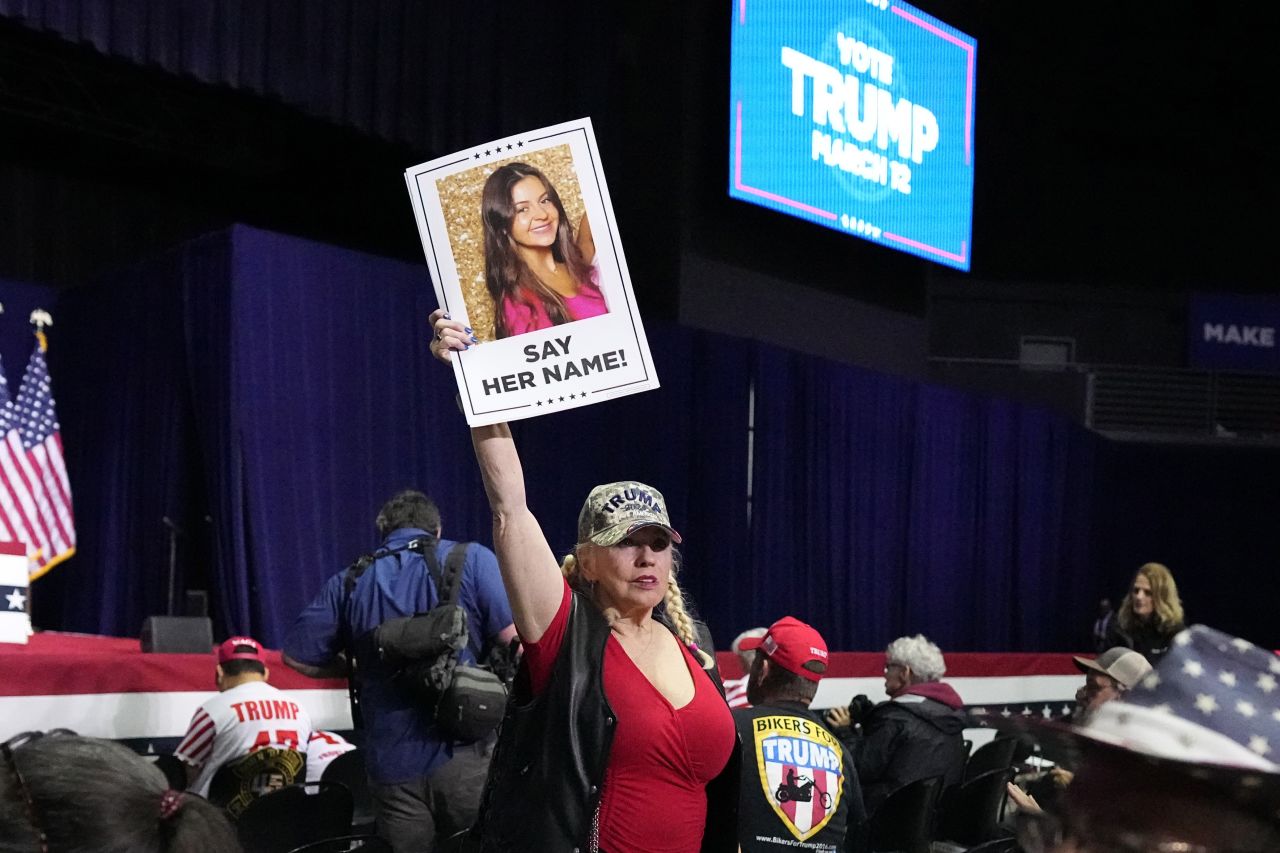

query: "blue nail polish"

left=471, top=336, right=480, bottom=344
left=443, top=312, right=452, bottom=320
left=464, top=327, right=473, bottom=334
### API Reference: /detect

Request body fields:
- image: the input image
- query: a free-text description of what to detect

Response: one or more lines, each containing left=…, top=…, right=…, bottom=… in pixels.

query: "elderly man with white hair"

left=826, top=634, right=969, bottom=813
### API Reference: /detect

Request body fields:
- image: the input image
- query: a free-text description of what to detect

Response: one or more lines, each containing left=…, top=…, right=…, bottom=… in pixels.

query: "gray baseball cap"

left=1073, top=647, right=1152, bottom=690
left=576, top=481, right=682, bottom=547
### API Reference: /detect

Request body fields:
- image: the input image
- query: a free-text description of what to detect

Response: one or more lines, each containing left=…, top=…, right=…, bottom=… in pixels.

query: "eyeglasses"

left=883, top=662, right=906, bottom=674
left=2, top=732, right=51, bottom=853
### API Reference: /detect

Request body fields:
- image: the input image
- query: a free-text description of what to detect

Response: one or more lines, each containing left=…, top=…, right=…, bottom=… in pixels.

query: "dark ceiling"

left=0, top=3, right=1271, bottom=318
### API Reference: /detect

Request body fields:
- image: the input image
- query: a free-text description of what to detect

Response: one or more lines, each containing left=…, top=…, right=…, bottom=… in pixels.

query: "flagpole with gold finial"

left=24, top=310, right=57, bottom=603
left=30, top=309, right=52, bottom=352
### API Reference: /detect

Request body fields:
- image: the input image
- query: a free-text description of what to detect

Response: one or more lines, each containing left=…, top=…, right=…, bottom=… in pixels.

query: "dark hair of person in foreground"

left=1, top=733, right=241, bottom=853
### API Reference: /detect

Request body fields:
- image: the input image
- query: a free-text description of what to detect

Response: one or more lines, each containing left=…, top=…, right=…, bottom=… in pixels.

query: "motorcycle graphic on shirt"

left=750, top=714, right=844, bottom=841
left=776, top=769, right=833, bottom=809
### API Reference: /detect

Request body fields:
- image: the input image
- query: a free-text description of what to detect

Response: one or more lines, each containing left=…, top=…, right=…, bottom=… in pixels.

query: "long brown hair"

left=480, top=163, right=593, bottom=339
left=1117, top=562, right=1185, bottom=633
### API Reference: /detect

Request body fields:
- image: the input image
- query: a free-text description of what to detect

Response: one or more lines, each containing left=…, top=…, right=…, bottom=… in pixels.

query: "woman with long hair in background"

left=1105, top=561, right=1185, bottom=663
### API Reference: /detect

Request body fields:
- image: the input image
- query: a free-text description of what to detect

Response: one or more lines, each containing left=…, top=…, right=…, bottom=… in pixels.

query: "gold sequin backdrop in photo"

left=437, top=145, right=586, bottom=341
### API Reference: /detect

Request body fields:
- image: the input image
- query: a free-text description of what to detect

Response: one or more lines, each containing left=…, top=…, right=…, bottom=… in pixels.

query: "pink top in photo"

left=499, top=266, right=608, bottom=337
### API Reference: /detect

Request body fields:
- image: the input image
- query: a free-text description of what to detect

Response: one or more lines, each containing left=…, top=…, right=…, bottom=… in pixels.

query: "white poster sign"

left=405, top=118, right=659, bottom=425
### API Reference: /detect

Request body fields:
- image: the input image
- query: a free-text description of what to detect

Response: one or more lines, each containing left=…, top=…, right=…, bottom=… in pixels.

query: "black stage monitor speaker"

left=140, top=616, right=213, bottom=654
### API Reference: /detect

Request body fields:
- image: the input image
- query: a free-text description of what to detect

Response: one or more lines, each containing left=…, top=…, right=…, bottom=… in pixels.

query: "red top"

left=522, top=583, right=736, bottom=852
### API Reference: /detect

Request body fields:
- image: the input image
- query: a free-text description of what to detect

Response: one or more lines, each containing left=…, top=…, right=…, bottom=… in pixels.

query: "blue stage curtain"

left=45, top=226, right=460, bottom=642
left=37, top=246, right=202, bottom=635
left=43, top=225, right=753, bottom=648
left=34, top=223, right=1108, bottom=651
left=0, top=278, right=59, bottom=385
left=1089, top=440, right=1280, bottom=653
left=185, top=226, right=464, bottom=644
left=747, top=344, right=1101, bottom=652
left=38, top=224, right=1280, bottom=652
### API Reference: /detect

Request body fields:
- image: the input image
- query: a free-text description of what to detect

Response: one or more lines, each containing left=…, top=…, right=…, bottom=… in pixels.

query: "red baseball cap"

left=738, top=616, right=829, bottom=682
left=217, top=636, right=265, bottom=664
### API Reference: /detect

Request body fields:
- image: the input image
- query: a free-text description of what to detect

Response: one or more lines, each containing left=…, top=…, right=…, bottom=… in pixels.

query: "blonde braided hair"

left=663, top=574, right=715, bottom=670
left=559, top=552, right=581, bottom=585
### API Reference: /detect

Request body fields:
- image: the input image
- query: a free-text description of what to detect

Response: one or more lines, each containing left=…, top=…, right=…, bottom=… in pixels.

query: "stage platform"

left=0, top=631, right=349, bottom=750
left=1, top=632, right=1083, bottom=752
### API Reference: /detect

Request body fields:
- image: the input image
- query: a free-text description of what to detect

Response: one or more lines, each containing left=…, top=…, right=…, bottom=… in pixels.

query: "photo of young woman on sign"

left=438, top=146, right=610, bottom=340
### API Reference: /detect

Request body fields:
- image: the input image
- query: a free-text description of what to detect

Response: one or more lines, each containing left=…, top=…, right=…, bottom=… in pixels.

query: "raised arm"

left=471, top=423, right=564, bottom=642
left=429, top=308, right=564, bottom=642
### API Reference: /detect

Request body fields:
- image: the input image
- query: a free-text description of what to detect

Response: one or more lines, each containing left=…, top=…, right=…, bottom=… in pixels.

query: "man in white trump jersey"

left=174, top=636, right=314, bottom=796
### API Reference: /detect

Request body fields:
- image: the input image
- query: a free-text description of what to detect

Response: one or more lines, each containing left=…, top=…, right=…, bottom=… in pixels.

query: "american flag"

left=0, top=336, right=75, bottom=578
left=1086, top=624, right=1280, bottom=770
left=724, top=673, right=752, bottom=709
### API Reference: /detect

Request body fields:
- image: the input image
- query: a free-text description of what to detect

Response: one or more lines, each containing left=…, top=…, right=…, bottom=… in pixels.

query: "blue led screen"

left=730, top=0, right=977, bottom=270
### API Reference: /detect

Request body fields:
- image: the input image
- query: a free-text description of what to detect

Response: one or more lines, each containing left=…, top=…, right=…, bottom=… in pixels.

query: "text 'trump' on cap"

left=577, top=481, right=682, bottom=547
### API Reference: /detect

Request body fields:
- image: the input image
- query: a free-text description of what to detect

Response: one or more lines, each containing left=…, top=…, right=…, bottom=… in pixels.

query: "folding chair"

left=320, top=749, right=374, bottom=832
left=938, top=767, right=1017, bottom=846
left=963, top=736, right=1019, bottom=782
left=236, top=780, right=354, bottom=853
left=866, top=775, right=944, bottom=853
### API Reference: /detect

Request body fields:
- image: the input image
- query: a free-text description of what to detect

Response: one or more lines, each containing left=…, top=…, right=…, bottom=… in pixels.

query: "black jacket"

left=1103, top=617, right=1182, bottom=665
left=469, top=593, right=740, bottom=852
left=845, top=686, right=969, bottom=815
left=734, top=701, right=866, bottom=851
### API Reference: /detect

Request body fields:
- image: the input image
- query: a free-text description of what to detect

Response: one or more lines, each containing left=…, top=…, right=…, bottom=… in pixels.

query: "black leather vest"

left=470, top=593, right=740, bottom=853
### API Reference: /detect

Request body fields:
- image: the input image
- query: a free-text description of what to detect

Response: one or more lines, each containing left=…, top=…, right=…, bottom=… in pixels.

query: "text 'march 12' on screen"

left=729, top=0, right=977, bottom=271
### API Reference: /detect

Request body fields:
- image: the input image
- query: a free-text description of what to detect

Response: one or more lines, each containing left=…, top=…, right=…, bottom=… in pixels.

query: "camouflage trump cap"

left=577, top=481, right=683, bottom=547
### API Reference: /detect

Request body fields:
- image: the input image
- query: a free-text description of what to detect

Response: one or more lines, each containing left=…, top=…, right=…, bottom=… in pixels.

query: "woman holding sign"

left=430, top=309, right=738, bottom=852
left=481, top=162, right=609, bottom=338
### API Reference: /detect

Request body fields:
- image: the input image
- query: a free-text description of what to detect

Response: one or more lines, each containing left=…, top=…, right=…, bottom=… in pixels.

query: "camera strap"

left=340, top=552, right=374, bottom=730
left=419, top=539, right=473, bottom=673
left=425, top=540, right=470, bottom=609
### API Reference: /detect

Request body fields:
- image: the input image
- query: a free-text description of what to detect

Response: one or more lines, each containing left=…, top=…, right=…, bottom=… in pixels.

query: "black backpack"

left=344, top=538, right=508, bottom=742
